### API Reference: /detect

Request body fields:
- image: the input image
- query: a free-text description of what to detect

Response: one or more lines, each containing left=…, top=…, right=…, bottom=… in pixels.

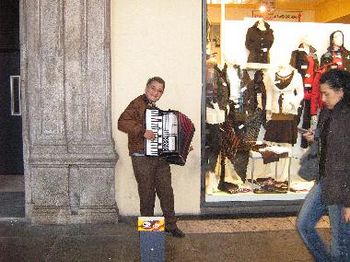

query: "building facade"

left=18, top=0, right=350, bottom=223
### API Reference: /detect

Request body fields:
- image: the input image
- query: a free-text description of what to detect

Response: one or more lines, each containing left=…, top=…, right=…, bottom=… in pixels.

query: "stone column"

left=20, top=0, right=118, bottom=224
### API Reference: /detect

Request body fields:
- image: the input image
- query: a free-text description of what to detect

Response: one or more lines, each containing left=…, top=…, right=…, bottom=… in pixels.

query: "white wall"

left=111, top=1, right=202, bottom=216
left=222, top=18, right=350, bottom=68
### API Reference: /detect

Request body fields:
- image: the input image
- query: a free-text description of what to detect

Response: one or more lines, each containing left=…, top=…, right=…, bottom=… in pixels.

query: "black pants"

left=131, top=156, right=177, bottom=230
left=205, top=123, right=221, bottom=172
left=300, top=99, right=311, bottom=148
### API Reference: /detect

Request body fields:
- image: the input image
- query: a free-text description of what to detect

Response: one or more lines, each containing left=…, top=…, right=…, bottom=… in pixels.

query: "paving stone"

left=0, top=217, right=332, bottom=262
left=0, top=236, right=56, bottom=262
left=46, top=235, right=139, bottom=262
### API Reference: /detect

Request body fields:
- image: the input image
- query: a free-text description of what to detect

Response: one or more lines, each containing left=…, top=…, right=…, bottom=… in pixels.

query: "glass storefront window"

left=202, top=1, right=350, bottom=212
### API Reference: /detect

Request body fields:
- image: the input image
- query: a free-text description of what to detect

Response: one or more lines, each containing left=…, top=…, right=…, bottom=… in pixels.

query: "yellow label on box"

left=137, top=216, right=165, bottom=232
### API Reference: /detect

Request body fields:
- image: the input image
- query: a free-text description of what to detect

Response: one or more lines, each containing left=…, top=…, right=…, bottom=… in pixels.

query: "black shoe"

left=165, top=227, right=185, bottom=238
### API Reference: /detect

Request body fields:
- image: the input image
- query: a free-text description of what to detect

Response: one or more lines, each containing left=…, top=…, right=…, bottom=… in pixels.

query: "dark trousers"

left=300, top=99, right=311, bottom=148
left=233, top=110, right=263, bottom=182
left=131, top=156, right=177, bottom=230
left=205, top=123, right=221, bottom=172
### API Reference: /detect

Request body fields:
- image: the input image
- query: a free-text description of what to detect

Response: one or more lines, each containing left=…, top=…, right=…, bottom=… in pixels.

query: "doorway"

left=0, top=0, right=24, bottom=217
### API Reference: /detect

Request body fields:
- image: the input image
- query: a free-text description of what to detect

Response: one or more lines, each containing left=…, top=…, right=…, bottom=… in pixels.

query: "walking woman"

left=297, top=69, right=350, bottom=261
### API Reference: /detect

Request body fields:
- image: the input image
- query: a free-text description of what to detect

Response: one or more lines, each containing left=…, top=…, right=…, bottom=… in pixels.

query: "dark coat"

left=321, top=31, right=350, bottom=71
left=289, top=44, right=319, bottom=79
left=317, top=102, right=350, bottom=207
left=245, top=21, right=274, bottom=64
left=206, top=63, right=230, bottom=110
left=242, top=69, right=266, bottom=115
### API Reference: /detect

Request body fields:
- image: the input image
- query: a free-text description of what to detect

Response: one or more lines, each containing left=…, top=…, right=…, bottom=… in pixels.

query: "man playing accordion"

left=118, top=76, right=185, bottom=238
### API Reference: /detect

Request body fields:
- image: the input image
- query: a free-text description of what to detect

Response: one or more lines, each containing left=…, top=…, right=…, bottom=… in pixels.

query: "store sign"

left=252, top=10, right=302, bottom=22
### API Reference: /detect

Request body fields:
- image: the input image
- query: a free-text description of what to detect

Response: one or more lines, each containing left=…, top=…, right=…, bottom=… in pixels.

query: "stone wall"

left=20, top=0, right=118, bottom=224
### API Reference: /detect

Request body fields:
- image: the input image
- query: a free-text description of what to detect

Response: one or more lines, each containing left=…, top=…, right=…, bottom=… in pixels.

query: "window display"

left=204, top=17, right=350, bottom=203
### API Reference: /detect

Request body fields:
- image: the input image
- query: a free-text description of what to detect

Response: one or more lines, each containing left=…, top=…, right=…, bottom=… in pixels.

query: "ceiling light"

left=259, top=4, right=267, bottom=13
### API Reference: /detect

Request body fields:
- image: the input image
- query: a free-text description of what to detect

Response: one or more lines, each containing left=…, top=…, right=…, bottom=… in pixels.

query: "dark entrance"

left=0, top=0, right=23, bottom=175
left=0, top=0, right=24, bottom=218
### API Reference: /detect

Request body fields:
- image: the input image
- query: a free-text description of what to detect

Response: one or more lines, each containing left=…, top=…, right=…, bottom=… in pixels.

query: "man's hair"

left=146, top=76, right=165, bottom=89
left=320, top=69, right=350, bottom=104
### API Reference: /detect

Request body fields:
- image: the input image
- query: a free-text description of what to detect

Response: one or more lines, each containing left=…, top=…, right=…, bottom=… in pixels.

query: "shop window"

left=203, top=1, right=350, bottom=207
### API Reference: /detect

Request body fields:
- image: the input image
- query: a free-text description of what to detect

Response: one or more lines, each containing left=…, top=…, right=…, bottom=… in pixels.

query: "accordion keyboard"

left=145, top=109, right=162, bottom=156
left=145, top=109, right=178, bottom=156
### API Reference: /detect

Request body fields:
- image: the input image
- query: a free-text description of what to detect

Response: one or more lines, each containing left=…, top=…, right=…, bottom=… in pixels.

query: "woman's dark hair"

left=146, top=76, right=165, bottom=89
left=320, top=69, right=350, bottom=104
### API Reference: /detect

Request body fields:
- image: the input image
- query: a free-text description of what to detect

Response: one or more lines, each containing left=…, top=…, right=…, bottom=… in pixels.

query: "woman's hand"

left=343, top=207, right=350, bottom=223
left=302, top=129, right=315, bottom=142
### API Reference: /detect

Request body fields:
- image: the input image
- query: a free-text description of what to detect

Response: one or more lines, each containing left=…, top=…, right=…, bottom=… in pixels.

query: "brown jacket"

left=118, top=94, right=151, bottom=154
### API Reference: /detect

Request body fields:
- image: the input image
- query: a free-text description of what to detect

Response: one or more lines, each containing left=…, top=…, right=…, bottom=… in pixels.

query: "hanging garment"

left=221, top=70, right=266, bottom=182
left=245, top=20, right=274, bottom=64
left=310, top=62, right=341, bottom=116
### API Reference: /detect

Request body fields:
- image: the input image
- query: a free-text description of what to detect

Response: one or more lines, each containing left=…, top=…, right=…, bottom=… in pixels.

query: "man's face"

left=320, top=83, right=343, bottom=109
left=145, top=81, right=164, bottom=102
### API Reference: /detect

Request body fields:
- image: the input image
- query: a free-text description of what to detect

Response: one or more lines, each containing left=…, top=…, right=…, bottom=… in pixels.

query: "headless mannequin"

left=277, top=64, right=293, bottom=77
left=264, top=65, right=303, bottom=182
left=290, top=35, right=319, bottom=130
left=300, top=35, right=311, bottom=54
left=205, top=55, right=228, bottom=194
left=245, top=18, right=274, bottom=64
left=257, top=18, right=266, bottom=31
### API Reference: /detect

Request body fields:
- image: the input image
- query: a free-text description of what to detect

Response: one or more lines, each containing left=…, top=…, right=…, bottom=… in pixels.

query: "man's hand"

left=343, top=207, right=350, bottom=223
left=144, top=130, right=155, bottom=140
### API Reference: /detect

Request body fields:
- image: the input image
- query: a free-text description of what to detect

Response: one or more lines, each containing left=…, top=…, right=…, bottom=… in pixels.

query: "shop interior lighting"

left=259, top=4, right=267, bottom=12
left=259, top=0, right=275, bottom=13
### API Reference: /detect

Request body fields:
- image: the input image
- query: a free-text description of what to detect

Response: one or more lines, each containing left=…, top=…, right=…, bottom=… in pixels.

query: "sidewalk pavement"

left=0, top=215, right=330, bottom=262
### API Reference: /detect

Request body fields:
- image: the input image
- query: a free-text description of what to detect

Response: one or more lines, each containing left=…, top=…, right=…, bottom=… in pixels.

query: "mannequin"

left=257, top=18, right=266, bottom=31
left=263, top=64, right=304, bottom=145
left=205, top=54, right=230, bottom=194
left=245, top=19, right=274, bottom=64
left=311, top=31, right=350, bottom=121
left=225, top=59, right=242, bottom=103
left=262, top=65, right=303, bottom=182
left=223, top=69, right=266, bottom=184
left=320, top=30, right=350, bottom=71
left=289, top=36, right=319, bottom=148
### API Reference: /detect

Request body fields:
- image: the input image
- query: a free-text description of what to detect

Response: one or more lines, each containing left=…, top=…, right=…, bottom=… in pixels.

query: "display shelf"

left=205, top=190, right=308, bottom=202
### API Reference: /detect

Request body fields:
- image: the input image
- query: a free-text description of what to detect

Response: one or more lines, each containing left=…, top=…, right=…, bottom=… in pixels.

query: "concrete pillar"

left=20, top=0, right=118, bottom=224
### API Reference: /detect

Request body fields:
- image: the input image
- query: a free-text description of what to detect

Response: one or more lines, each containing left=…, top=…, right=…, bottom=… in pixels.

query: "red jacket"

left=310, top=63, right=341, bottom=115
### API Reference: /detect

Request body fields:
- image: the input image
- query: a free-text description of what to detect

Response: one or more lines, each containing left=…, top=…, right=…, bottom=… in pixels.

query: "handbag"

left=298, top=141, right=319, bottom=181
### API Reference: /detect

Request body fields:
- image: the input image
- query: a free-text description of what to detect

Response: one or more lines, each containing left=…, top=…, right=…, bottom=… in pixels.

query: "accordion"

left=145, top=109, right=195, bottom=165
